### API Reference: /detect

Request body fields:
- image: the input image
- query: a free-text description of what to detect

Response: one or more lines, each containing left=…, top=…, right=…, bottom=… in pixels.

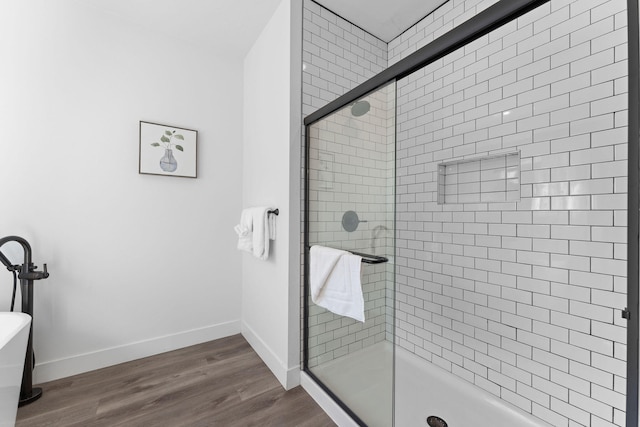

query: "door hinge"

left=622, top=308, right=631, bottom=319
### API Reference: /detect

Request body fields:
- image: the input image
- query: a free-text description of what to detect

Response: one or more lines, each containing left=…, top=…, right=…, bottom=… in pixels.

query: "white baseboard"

left=34, top=320, right=241, bottom=383
left=300, top=372, right=358, bottom=427
left=241, top=321, right=300, bottom=390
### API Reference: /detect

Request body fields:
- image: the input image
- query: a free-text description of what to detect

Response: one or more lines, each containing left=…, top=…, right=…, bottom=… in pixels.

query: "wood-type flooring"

left=16, top=334, right=335, bottom=427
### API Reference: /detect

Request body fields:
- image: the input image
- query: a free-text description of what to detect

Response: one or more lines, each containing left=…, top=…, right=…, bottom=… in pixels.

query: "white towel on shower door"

left=310, top=245, right=364, bottom=322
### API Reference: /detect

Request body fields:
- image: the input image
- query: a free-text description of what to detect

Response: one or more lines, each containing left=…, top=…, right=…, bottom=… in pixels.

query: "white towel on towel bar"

left=268, top=211, right=276, bottom=240
left=234, top=210, right=253, bottom=253
left=310, top=245, right=364, bottom=322
left=235, top=207, right=276, bottom=260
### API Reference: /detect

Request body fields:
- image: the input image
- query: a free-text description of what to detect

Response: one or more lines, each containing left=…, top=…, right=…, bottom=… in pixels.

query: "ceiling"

left=81, top=0, right=447, bottom=57
left=314, top=0, right=448, bottom=42
left=81, top=0, right=283, bottom=58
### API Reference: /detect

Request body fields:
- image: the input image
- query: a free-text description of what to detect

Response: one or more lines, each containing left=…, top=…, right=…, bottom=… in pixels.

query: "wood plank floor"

left=16, top=334, right=335, bottom=426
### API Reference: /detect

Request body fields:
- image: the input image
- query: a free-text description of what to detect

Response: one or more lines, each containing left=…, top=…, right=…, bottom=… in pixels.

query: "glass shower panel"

left=393, top=3, right=629, bottom=426
left=306, top=81, right=396, bottom=427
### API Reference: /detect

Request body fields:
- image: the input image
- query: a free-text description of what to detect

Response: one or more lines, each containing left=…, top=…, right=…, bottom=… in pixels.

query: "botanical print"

left=139, top=121, right=197, bottom=178
left=152, top=129, right=184, bottom=172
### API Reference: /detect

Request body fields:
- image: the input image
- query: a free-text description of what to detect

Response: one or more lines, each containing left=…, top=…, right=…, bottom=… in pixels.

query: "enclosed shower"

left=302, top=0, right=638, bottom=426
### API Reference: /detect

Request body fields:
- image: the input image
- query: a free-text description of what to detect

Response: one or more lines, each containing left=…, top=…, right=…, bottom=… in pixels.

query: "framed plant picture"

left=139, top=121, right=197, bottom=178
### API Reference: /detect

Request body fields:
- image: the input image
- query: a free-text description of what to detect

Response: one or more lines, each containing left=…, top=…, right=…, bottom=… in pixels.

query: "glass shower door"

left=392, top=2, right=631, bottom=425
left=304, top=81, right=396, bottom=427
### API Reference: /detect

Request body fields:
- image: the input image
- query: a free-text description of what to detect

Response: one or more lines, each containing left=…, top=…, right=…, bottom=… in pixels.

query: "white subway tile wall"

left=302, top=0, right=629, bottom=426
left=388, top=0, right=501, bottom=66
left=302, top=0, right=387, bottom=117
left=394, top=1, right=628, bottom=426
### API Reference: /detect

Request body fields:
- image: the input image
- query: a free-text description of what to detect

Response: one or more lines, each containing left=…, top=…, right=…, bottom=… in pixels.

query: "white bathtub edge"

left=34, top=319, right=241, bottom=383
left=301, top=371, right=360, bottom=427
left=0, top=312, right=31, bottom=350
left=0, top=312, right=32, bottom=427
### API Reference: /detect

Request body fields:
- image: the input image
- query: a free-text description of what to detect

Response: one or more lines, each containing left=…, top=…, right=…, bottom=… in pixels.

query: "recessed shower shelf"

left=437, top=151, right=521, bottom=204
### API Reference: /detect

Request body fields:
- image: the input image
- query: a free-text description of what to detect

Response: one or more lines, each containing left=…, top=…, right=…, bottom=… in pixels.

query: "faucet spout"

left=0, top=235, right=32, bottom=268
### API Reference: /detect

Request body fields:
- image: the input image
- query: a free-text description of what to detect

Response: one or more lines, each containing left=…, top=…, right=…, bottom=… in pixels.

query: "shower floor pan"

left=312, top=341, right=393, bottom=427
left=311, top=341, right=552, bottom=427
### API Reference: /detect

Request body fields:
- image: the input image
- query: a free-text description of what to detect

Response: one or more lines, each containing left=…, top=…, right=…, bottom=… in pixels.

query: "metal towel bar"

left=308, top=245, right=388, bottom=264
left=348, top=250, right=388, bottom=264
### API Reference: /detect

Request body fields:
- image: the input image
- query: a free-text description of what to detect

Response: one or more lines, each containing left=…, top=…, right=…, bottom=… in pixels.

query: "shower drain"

left=426, top=415, right=448, bottom=427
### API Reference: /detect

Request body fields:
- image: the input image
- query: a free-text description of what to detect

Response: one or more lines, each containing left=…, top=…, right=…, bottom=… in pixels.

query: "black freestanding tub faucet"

left=0, top=235, right=49, bottom=406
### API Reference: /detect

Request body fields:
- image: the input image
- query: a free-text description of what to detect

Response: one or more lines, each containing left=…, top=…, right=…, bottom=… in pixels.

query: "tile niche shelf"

left=437, top=151, right=521, bottom=205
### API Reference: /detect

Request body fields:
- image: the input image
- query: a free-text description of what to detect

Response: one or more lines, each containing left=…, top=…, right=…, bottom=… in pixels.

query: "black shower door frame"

left=303, top=1, right=640, bottom=426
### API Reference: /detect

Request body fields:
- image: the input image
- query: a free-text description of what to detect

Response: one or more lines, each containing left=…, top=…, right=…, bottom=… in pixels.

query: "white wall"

left=0, top=0, right=244, bottom=382
left=241, top=0, right=302, bottom=389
